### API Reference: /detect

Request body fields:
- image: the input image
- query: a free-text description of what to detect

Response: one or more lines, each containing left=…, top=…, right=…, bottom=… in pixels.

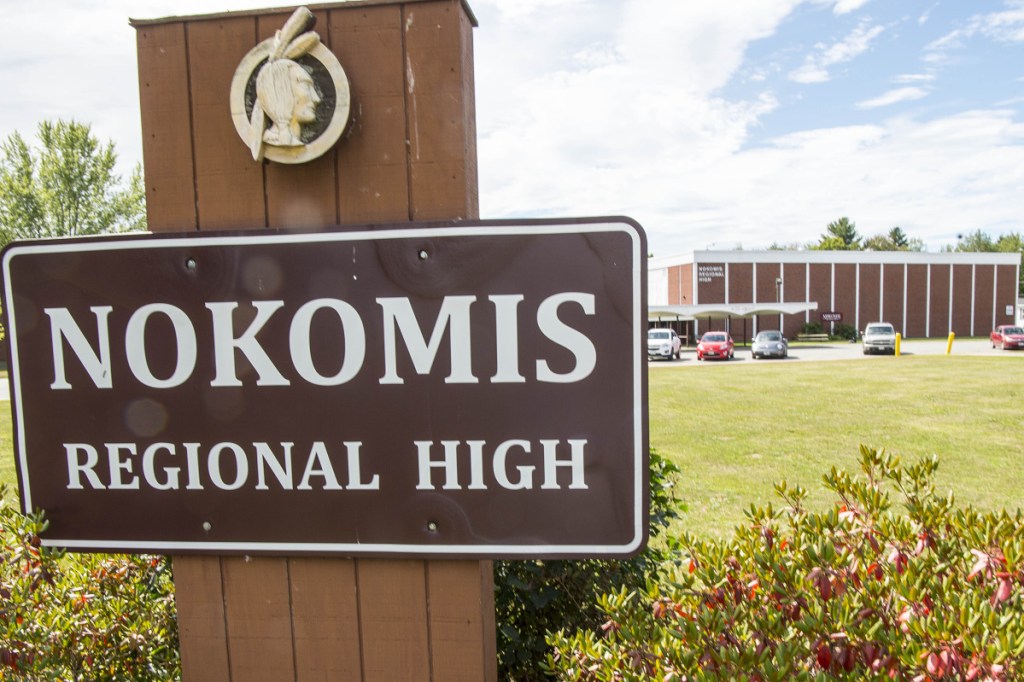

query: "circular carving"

left=230, top=35, right=351, bottom=164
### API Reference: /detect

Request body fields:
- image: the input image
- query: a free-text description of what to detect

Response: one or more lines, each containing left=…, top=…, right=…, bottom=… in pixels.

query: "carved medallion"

left=230, top=7, right=351, bottom=164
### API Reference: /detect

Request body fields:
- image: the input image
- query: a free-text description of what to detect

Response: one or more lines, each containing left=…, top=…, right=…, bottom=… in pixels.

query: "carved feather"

left=271, top=7, right=315, bottom=60
left=283, top=31, right=320, bottom=60
left=249, top=104, right=266, bottom=162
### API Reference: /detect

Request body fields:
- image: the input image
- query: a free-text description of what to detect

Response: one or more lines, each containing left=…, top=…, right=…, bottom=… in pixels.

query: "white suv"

left=862, top=322, right=897, bottom=355
left=647, top=328, right=682, bottom=360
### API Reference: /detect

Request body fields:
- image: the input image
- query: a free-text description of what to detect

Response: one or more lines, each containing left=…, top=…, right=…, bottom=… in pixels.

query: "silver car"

left=751, top=330, right=788, bottom=359
left=647, top=328, right=681, bottom=360
left=862, top=322, right=897, bottom=355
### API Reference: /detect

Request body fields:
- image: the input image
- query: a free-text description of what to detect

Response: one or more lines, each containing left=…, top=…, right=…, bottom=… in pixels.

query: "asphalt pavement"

left=648, top=337, right=1017, bottom=366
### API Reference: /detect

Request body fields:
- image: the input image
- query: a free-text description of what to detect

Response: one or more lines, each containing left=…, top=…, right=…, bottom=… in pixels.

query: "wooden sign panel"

left=2, top=218, right=648, bottom=558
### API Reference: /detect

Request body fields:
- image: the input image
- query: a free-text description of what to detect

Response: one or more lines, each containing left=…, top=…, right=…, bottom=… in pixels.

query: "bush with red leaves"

left=545, top=447, right=1024, bottom=681
left=0, top=487, right=178, bottom=680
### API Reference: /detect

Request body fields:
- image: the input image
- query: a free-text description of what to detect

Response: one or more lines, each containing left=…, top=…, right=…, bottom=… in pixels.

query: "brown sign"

left=821, top=311, right=843, bottom=322
left=2, top=219, right=648, bottom=558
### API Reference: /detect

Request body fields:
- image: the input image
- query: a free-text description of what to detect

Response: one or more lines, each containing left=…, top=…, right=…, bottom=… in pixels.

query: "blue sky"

left=1, top=0, right=1021, bottom=255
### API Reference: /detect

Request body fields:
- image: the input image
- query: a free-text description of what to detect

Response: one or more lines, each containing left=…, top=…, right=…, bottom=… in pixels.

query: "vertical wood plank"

left=330, top=5, right=411, bottom=223
left=135, top=22, right=197, bottom=232
left=187, top=16, right=267, bottom=230
left=357, top=559, right=431, bottom=681
left=403, top=0, right=479, bottom=221
left=259, top=9, right=340, bottom=229
left=172, top=556, right=231, bottom=680
left=221, top=556, right=297, bottom=681
left=428, top=560, right=497, bottom=682
left=289, top=558, right=363, bottom=680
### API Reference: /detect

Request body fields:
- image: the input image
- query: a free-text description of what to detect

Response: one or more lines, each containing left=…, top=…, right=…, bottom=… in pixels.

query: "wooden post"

left=132, top=2, right=495, bottom=679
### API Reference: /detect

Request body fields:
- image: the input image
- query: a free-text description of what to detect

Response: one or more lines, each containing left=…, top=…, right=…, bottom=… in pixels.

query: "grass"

left=1, top=355, right=1022, bottom=540
left=0, top=406, right=14, bottom=492
left=651, top=355, right=1024, bottom=538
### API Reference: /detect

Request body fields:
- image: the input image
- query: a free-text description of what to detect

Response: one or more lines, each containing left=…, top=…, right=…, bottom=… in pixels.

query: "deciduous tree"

left=0, top=120, right=145, bottom=248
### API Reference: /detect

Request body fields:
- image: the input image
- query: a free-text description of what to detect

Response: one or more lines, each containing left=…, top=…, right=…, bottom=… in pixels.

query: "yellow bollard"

left=895, top=333, right=901, bottom=357
left=946, top=331, right=955, bottom=355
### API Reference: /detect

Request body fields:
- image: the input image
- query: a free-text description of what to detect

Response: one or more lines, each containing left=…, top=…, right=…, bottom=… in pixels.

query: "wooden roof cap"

left=129, top=0, right=478, bottom=28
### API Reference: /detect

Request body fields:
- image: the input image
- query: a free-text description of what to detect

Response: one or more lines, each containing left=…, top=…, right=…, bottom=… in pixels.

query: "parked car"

left=991, top=325, right=1024, bottom=350
left=751, top=330, right=788, bottom=359
left=696, top=331, right=734, bottom=361
left=862, top=322, right=897, bottom=355
left=647, top=328, right=682, bottom=360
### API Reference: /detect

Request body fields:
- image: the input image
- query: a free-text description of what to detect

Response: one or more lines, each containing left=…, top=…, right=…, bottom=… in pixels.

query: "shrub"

left=832, top=322, right=858, bottom=341
left=496, top=450, right=683, bottom=681
left=0, top=487, right=179, bottom=679
left=800, top=321, right=824, bottom=336
left=545, top=447, right=1024, bottom=680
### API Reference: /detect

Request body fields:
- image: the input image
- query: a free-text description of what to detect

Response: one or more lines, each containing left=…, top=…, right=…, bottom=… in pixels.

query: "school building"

left=648, top=250, right=1021, bottom=343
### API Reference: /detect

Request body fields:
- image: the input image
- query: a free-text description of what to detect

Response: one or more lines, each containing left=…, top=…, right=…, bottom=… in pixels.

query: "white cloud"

left=892, top=73, right=936, bottom=84
left=856, top=86, right=929, bottom=109
left=973, top=3, right=1024, bottom=42
left=927, top=2, right=1024, bottom=55
left=788, top=22, right=885, bottom=83
left=918, top=3, right=939, bottom=25
left=832, top=0, right=871, bottom=15
left=789, top=63, right=831, bottom=84
left=484, top=0, right=590, bottom=21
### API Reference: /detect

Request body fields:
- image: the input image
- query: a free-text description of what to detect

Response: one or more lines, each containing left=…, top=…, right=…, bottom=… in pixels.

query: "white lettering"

left=378, top=296, right=478, bottom=385
left=415, top=440, right=461, bottom=490
left=63, top=441, right=388, bottom=492
left=489, top=295, right=525, bottom=383
left=467, top=440, right=487, bottom=490
left=142, top=442, right=179, bottom=490
left=66, top=443, right=105, bottom=489
left=125, top=304, right=197, bottom=388
left=297, top=442, right=343, bottom=490
left=289, top=299, right=366, bottom=385
left=536, top=293, right=596, bottom=383
left=208, top=442, right=248, bottom=490
left=541, top=439, right=588, bottom=489
left=106, top=443, right=140, bottom=489
left=255, top=442, right=293, bottom=490
left=184, top=442, right=204, bottom=489
left=344, top=442, right=379, bottom=490
left=207, top=301, right=289, bottom=387
left=494, top=439, right=534, bottom=490
left=46, top=307, right=113, bottom=390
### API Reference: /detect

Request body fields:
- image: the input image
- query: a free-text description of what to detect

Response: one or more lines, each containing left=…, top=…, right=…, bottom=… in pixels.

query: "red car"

left=991, top=325, right=1024, bottom=350
left=697, top=331, right=734, bottom=361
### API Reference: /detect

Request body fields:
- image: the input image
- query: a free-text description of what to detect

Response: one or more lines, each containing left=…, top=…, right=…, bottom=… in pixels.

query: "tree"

left=950, top=229, right=1024, bottom=295
left=953, top=229, right=996, bottom=252
left=863, top=226, right=925, bottom=252
left=812, top=217, right=861, bottom=250
left=0, top=120, right=145, bottom=248
left=888, top=226, right=909, bottom=249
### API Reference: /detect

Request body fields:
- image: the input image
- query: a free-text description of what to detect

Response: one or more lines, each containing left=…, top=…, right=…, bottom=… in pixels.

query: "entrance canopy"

left=649, top=301, right=819, bottom=320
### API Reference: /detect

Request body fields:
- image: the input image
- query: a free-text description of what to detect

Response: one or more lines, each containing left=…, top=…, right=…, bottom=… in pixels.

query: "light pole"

left=775, top=277, right=783, bottom=331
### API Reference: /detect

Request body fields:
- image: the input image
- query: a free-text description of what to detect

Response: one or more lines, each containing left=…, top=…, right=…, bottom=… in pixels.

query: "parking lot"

left=648, top=337, right=1015, bottom=366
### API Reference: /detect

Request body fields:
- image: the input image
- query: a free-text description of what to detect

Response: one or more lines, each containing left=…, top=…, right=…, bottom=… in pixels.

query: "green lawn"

left=0, top=406, right=14, bottom=492
left=652, top=355, right=1024, bottom=538
left=2, top=355, right=1022, bottom=540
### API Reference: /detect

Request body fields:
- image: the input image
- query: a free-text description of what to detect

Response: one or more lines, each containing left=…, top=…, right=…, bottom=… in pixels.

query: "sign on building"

left=2, top=218, right=648, bottom=558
